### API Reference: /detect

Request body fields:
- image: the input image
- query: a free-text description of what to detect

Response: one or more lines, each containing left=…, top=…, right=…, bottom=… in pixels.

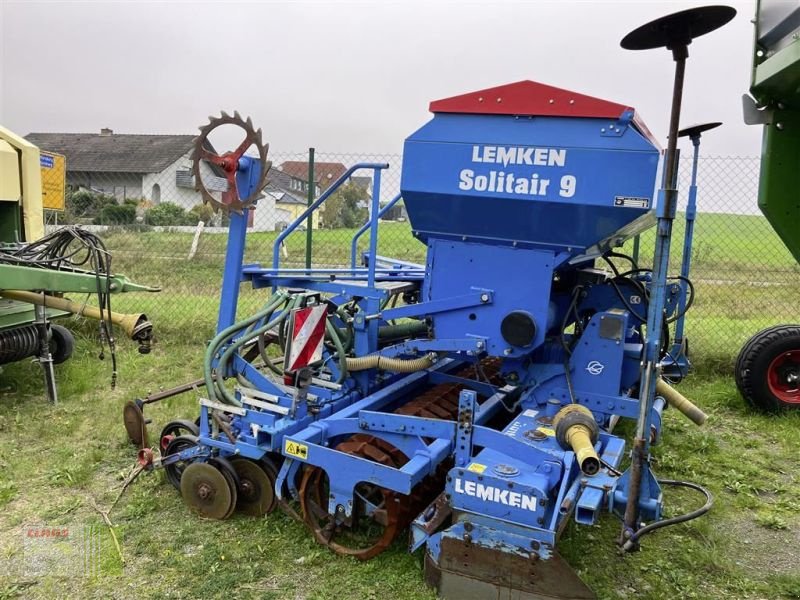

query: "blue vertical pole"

left=367, top=167, right=382, bottom=289
left=673, top=136, right=700, bottom=345
left=622, top=48, right=687, bottom=541
left=216, top=209, right=248, bottom=333
left=216, top=156, right=260, bottom=333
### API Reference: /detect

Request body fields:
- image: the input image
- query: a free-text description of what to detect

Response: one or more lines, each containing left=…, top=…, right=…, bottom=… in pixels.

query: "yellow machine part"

left=0, top=124, right=45, bottom=241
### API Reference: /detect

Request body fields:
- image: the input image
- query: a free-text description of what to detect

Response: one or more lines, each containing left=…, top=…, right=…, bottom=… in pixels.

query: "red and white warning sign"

left=284, top=305, right=328, bottom=373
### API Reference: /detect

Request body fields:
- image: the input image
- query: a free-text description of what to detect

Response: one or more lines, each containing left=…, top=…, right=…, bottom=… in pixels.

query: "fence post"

left=305, top=147, right=315, bottom=269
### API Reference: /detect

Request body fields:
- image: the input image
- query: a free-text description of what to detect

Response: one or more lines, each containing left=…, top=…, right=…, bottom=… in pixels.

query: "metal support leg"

left=454, top=390, right=477, bottom=468
left=34, top=303, right=57, bottom=404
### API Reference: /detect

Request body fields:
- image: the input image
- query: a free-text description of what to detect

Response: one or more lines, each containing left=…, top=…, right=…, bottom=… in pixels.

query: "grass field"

left=1, top=212, right=799, bottom=599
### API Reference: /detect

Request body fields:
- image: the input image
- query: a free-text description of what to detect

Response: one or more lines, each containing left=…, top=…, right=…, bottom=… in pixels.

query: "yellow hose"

left=345, top=352, right=436, bottom=373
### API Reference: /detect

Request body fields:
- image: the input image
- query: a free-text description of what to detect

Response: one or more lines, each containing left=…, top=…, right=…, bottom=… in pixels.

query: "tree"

left=322, top=182, right=369, bottom=229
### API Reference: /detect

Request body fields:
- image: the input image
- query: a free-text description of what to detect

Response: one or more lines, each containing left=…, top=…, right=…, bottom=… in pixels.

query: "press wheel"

left=180, top=462, right=236, bottom=520
left=230, top=457, right=278, bottom=516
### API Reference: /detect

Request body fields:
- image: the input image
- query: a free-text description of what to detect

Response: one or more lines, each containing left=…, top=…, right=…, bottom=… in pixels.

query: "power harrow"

left=127, top=6, right=735, bottom=598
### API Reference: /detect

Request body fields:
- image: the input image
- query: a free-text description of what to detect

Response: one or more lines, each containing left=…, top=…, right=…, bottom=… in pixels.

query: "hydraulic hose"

left=345, top=352, right=436, bottom=373
left=622, top=479, right=713, bottom=551
left=325, top=318, right=348, bottom=382
left=215, top=305, right=295, bottom=405
left=203, top=291, right=288, bottom=404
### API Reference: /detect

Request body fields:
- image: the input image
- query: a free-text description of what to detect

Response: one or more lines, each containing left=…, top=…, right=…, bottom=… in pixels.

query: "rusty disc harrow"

left=299, top=360, right=501, bottom=560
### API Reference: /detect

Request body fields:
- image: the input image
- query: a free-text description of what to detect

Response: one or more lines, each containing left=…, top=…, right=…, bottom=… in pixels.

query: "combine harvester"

left=737, top=0, right=800, bottom=412
left=131, top=6, right=735, bottom=598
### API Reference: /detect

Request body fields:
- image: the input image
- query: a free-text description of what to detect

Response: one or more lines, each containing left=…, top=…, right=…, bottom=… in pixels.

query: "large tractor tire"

left=736, top=325, right=800, bottom=412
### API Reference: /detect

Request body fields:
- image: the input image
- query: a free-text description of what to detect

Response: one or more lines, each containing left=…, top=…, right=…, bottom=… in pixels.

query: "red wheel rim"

left=767, top=351, right=800, bottom=404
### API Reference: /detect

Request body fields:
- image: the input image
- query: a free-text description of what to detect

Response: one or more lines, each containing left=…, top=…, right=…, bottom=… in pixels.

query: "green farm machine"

left=0, top=125, right=156, bottom=402
left=737, top=1, right=800, bottom=411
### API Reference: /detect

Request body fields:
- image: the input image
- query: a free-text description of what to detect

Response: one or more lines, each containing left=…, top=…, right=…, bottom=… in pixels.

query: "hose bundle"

left=0, top=226, right=117, bottom=386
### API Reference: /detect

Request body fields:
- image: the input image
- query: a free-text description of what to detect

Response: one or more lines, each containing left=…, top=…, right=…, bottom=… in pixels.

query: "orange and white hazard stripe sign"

left=284, top=305, right=328, bottom=372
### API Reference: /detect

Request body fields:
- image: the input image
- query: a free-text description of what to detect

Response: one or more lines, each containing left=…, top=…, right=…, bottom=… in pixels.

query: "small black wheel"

left=49, top=324, right=75, bottom=365
left=163, top=435, right=199, bottom=490
left=736, top=325, right=800, bottom=412
left=159, top=420, right=201, bottom=454
left=230, top=457, right=278, bottom=516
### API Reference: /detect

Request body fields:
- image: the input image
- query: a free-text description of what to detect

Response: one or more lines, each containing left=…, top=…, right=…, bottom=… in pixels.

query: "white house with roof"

left=25, top=129, right=290, bottom=231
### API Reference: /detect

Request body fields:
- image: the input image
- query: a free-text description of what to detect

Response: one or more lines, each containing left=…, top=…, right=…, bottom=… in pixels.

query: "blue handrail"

left=350, top=192, right=403, bottom=270
left=271, top=162, right=389, bottom=271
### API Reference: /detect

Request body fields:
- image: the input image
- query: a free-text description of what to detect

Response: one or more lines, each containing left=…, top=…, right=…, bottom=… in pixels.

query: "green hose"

left=325, top=318, right=348, bottom=382
left=214, top=306, right=294, bottom=405
left=203, top=291, right=288, bottom=404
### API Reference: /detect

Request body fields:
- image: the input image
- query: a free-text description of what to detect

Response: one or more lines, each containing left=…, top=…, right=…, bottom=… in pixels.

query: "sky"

left=1, top=0, right=760, bottom=159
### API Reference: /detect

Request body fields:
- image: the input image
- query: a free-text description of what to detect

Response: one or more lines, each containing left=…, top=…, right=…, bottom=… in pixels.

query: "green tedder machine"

left=737, top=1, right=800, bottom=411
left=0, top=125, right=157, bottom=403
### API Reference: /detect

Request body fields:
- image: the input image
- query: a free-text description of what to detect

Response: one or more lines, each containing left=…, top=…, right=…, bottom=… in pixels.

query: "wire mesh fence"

left=42, top=149, right=798, bottom=369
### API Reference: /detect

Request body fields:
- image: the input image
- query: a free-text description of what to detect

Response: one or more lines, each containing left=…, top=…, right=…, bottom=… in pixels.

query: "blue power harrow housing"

left=160, top=80, right=702, bottom=599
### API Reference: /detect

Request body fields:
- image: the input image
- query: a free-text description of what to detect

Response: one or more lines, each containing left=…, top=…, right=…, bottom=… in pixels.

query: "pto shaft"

left=656, top=378, right=707, bottom=426
left=554, top=404, right=601, bottom=476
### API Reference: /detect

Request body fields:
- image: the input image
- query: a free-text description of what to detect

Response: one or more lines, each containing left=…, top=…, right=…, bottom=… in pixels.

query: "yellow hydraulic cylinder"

left=553, top=404, right=601, bottom=476
left=656, top=378, right=707, bottom=426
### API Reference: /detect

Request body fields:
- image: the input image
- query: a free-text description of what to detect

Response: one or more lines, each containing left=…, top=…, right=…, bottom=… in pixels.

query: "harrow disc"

left=122, top=400, right=147, bottom=448
left=230, top=457, right=278, bottom=516
left=180, top=462, right=236, bottom=520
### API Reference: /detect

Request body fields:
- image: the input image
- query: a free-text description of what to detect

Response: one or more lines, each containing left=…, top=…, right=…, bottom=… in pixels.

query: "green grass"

left=1, top=345, right=799, bottom=599
left=0, top=211, right=798, bottom=598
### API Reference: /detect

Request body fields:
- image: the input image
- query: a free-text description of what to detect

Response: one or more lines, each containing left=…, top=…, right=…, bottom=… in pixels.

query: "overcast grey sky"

left=1, top=0, right=759, bottom=157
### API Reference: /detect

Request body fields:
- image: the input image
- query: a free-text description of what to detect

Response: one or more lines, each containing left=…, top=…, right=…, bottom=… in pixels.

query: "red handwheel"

left=191, top=111, right=270, bottom=213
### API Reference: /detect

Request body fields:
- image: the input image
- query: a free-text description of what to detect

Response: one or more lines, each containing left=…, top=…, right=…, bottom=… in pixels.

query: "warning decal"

left=284, top=440, right=309, bottom=460
left=284, top=305, right=328, bottom=372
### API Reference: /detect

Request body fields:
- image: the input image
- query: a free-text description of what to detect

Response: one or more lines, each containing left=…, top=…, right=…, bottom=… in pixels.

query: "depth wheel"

left=230, top=457, right=278, bottom=516
left=299, top=466, right=403, bottom=560
left=736, top=325, right=800, bottom=412
left=163, top=435, right=199, bottom=490
left=180, top=462, right=236, bottom=520
left=159, top=420, right=201, bottom=454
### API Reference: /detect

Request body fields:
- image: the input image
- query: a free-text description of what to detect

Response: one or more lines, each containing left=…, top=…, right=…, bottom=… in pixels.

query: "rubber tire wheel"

left=163, top=435, right=199, bottom=490
left=159, top=420, right=201, bottom=455
left=736, top=324, right=800, bottom=413
left=49, top=324, right=75, bottom=365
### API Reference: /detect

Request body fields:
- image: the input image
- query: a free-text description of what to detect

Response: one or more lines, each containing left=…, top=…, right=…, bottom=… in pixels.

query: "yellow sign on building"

left=40, top=151, right=66, bottom=211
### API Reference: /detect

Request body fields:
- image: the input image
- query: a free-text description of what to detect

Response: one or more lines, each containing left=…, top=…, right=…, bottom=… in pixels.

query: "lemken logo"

left=454, top=479, right=538, bottom=511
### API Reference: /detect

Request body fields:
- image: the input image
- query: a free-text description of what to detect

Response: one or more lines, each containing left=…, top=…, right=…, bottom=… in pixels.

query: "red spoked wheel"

left=736, top=325, right=800, bottom=412
left=767, top=351, right=800, bottom=405
left=191, top=111, right=270, bottom=213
